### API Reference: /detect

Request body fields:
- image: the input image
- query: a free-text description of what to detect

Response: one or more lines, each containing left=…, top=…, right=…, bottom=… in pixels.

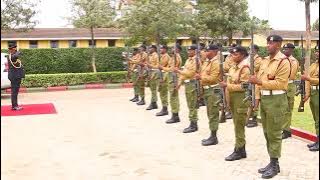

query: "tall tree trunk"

left=90, top=26, right=97, bottom=73
left=304, top=0, right=311, bottom=73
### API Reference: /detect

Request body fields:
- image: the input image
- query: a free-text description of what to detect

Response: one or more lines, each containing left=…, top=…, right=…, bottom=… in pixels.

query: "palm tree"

left=299, top=0, right=318, bottom=72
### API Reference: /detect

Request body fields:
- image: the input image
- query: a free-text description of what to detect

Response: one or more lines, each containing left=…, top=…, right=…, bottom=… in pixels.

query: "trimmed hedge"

left=21, top=71, right=127, bottom=88
left=1, top=47, right=316, bottom=75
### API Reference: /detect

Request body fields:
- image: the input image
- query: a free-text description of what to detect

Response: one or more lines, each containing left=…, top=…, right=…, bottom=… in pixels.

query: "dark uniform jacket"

left=7, top=51, right=25, bottom=80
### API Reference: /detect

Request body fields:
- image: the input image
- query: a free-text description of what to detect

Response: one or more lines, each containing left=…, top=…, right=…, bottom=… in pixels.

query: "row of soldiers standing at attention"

left=126, top=34, right=319, bottom=179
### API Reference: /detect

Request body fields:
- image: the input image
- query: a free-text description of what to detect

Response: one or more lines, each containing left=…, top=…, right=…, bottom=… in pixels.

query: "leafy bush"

left=21, top=72, right=127, bottom=87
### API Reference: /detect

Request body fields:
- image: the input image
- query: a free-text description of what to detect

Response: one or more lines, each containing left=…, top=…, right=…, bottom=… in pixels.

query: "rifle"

left=215, top=48, right=227, bottom=123
left=172, top=44, right=178, bottom=89
left=195, top=40, right=201, bottom=109
left=157, top=44, right=164, bottom=83
left=242, top=29, right=256, bottom=122
left=295, top=35, right=306, bottom=112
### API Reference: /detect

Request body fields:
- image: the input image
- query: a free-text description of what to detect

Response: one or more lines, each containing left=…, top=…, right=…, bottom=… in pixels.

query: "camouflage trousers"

left=204, top=87, right=220, bottom=131
left=137, top=74, right=146, bottom=98
left=260, top=93, right=288, bottom=158
left=168, top=73, right=180, bottom=113
left=148, top=71, right=159, bottom=103
left=158, top=72, right=168, bottom=107
left=131, top=72, right=139, bottom=96
left=185, top=81, right=198, bottom=122
left=230, top=91, right=249, bottom=148
left=283, top=83, right=296, bottom=131
left=310, top=89, right=319, bottom=136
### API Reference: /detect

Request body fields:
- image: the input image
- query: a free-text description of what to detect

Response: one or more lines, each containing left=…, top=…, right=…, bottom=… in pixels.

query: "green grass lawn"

left=291, top=97, right=316, bottom=134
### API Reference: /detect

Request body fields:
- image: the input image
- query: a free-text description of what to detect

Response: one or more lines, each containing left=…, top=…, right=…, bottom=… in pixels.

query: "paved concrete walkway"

left=1, top=89, right=319, bottom=180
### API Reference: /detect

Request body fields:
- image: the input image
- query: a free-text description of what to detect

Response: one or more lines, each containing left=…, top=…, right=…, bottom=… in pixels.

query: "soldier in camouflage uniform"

left=302, top=45, right=319, bottom=151
left=175, top=45, right=199, bottom=133
left=165, top=44, right=183, bottom=124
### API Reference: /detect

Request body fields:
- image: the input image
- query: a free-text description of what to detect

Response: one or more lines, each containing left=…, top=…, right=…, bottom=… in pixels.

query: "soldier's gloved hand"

left=301, top=74, right=310, bottom=81
left=219, top=82, right=227, bottom=88
left=194, top=73, right=201, bottom=80
left=249, top=75, right=262, bottom=85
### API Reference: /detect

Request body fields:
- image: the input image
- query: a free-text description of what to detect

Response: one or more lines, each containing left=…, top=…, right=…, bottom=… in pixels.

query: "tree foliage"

left=312, top=18, right=319, bottom=31
left=1, top=0, right=39, bottom=30
left=119, top=0, right=188, bottom=45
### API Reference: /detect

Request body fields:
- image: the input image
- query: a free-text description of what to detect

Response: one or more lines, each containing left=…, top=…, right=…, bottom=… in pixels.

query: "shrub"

left=21, top=72, right=127, bottom=88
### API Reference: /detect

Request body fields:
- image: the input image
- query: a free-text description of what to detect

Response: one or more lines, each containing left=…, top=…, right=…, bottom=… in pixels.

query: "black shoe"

left=225, top=111, right=232, bottom=119
left=282, top=130, right=292, bottom=139
left=309, top=141, right=319, bottom=151
left=183, top=122, right=198, bottom=133
left=166, top=113, right=180, bottom=124
left=201, top=131, right=218, bottom=146
left=146, top=102, right=158, bottom=110
left=198, top=98, right=206, bottom=107
left=246, top=117, right=258, bottom=128
left=259, top=158, right=280, bottom=174
left=11, top=106, right=23, bottom=111
left=307, top=136, right=319, bottom=148
left=261, top=159, right=280, bottom=179
left=131, top=96, right=139, bottom=102
left=130, top=95, right=138, bottom=101
left=136, top=98, right=145, bottom=105
left=225, top=146, right=246, bottom=161
left=156, top=106, right=168, bottom=116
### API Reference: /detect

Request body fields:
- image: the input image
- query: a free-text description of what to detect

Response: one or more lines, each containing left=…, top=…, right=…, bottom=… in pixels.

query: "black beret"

left=150, top=45, right=157, bottom=49
left=8, top=45, right=17, bottom=49
left=251, top=44, right=259, bottom=50
left=206, top=44, right=219, bottom=51
left=283, top=43, right=295, bottom=49
left=160, top=45, right=168, bottom=50
left=315, top=45, right=319, bottom=51
left=200, top=43, right=206, bottom=48
left=229, top=43, right=237, bottom=48
left=140, top=45, right=146, bottom=49
left=216, top=43, right=223, bottom=48
left=175, top=44, right=182, bottom=51
left=133, top=48, right=139, bottom=51
left=267, top=35, right=283, bottom=42
left=188, top=45, right=197, bottom=50
left=232, top=46, right=248, bottom=56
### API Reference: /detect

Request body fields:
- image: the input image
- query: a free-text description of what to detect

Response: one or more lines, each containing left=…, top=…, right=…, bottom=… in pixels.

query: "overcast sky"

left=35, top=0, right=319, bottom=30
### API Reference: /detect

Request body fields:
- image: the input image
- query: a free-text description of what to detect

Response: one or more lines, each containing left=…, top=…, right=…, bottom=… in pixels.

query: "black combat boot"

left=246, top=116, right=258, bottom=128
left=156, top=106, right=168, bottom=116
left=281, top=130, right=292, bottom=139
left=225, top=146, right=247, bottom=161
left=258, top=158, right=280, bottom=174
left=309, top=139, right=319, bottom=151
left=131, top=95, right=139, bottom=102
left=166, top=113, right=180, bottom=124
left=183, top=121, right=198, bottom=133
left=129, top=95, right=137, bottom=101
left=146, top=102, right=158, bottom=110
left=136, top=97, right=145, bottom=105
left=225, top=111, right=232, bottom=119
left=201, top=131, right=218, bottom=146
left=198, top=98, right=206, bottom=107
left=261, top=158, right=280, bottom=179
left=307, top=136, right=319, bottom=148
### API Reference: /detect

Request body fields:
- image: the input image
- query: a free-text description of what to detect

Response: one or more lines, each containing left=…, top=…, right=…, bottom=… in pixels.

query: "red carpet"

left=1, top=103, right=57, bottom=116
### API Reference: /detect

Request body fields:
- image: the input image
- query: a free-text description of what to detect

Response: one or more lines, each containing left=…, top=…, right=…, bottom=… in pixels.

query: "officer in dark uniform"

left=7, top=45, right=25, bottom=110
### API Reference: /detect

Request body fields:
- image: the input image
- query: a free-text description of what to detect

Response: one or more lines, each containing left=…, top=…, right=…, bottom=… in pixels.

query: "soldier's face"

left=160, top=48, right=166, bottom=54
left=188, top=50, right=195, bottom=57
left=282, top=48, right=293, bottom=57
left=232, top=52, right=245, bottom=63
left=267, top=41, right=281, bottom=55
left=206, top=50, right=217, bottom=59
